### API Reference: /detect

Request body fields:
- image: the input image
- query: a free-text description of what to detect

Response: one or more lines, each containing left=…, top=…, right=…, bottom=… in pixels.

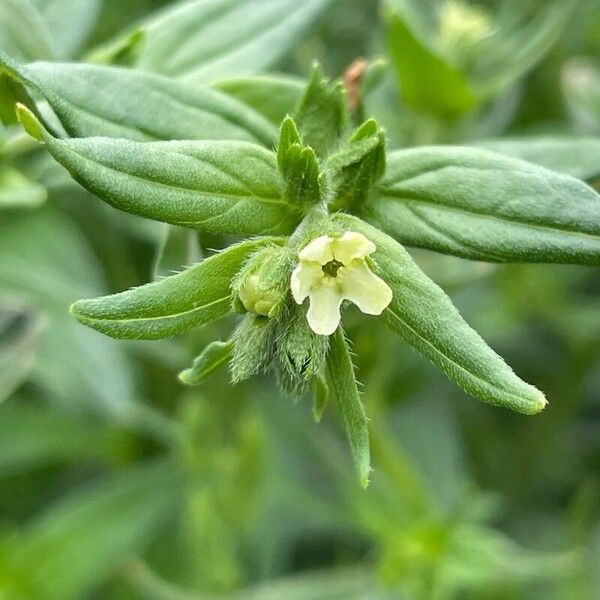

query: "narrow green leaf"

left=0, top=167, right=46, bottom=208
left=9, top=60, right=277, bottom=144
left=474, top=137, right=600, bottom=182
left=367, top=146, right=600, bottom=265
left=85, top=28, right=144, bottom=66
left=214, top=74, right=305, bottom=125
left=71, top=239, right=271, bottom=340
left=385, top=4, right=476, bottom=119
left=178, top=340, right=233, bottom=385
left=312, top=373, right=329, bottom=422
left=333, top=214, right=547, bottom=416
left=326, top=328, right=370, bottom=488
left=136, top=0, right=335, bottom=83
left=294, top=64, right=348, bottom=158
left=5, top=460, right=185, bottom=600
left=18, top=106, right=299, bottom=236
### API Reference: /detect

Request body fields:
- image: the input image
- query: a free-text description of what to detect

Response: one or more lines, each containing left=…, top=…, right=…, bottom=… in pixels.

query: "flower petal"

left=306, top=279, right=343, bottom=336
left=338, top=260, right=392, bottom=315
left=332, top=231, right=376, bottom=264
left=291, top=261, right=323, bottom=304
left=298, top=235, right=334, bottom=264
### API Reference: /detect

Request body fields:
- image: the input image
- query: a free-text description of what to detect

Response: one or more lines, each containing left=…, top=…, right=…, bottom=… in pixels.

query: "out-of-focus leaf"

left=326, top=329, right=371, bottom=488
left=0, top=0, right=54, bottom=62
left=366, top=146, right=600, bottom=265
left=71, top=239, right=274, bottom=340
left=2, top=460, right=186, bottom=600
left=18, top=106, right=298, bottom=236
left=333, top=214, right=547, bottom=415
left=474, top=137, right=600, bottom=182
left=136, top=0, right=335, bottom=83
left=152, top=224, right=203, bottom=280
left=470, top=0, right=577, bottom=97
left=385, top=3, right=476, bottom=119
left=178, top=340, right=233, bottom=385
left=9, top=61, right=277, bottom=144
left=214, top=75, right=305, bottom=125
left=0, top=300, right=45, bottom=402
left=30, top=0, right=101, bottom=59
left=563, top=58, right=600, bottom=134
left=0, top=403, right=121, bottom=475
left=0, top=207, right=138, bottom=418
left=0, top=167, right=46, bottom=208
left=312, top=373, right=329, bottom=422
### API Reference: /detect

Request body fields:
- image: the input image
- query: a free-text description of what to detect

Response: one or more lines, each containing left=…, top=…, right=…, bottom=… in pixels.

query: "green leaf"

left=474, top=137, right=600, bottom=182
left=0, top=167, right=46, bottom=208
left=0, top=206, right=140, bottom=419
left=294, top=64, right=348, bottom=158
left=468, top=0, right=577, bottom=98
left=385, top=3, right=476, bottom=119
left=152, top=224, right=202, bottom=280
left=178, top=340, right=233, bottom=385
left=85, top=28, right=145, bottom=67
left=3, top=460, right=185, bottom=600
left=0, top=403, right=120, bottom=475
left=277, top=117, right=322, bottom=208
left=31, top=0, right=101, bottom=59
left=18, top=106, right=299, bottom=236
left=214, top=74, right=305, bottom=125
left=0, top=301, right=45, bottom=403
left=70, top=239, right=273, bottom=340
left=367, top=146, right=600, bottom=265
left=333, top=214, right=547, bottom=416
left=326, top=328, right=370, bottom=488
left=312, top=373, right=329, bottom=422
left=136, top=0, right=335, bottom=83
left=8, top=60, right=277, bottom=144
left=0, top=0, right=54, bottom=62
left=328, top=119, right=386, bottom=212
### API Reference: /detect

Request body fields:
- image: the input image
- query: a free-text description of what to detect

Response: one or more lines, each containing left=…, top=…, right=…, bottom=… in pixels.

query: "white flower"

left=291, top=231, right=393, bottom=336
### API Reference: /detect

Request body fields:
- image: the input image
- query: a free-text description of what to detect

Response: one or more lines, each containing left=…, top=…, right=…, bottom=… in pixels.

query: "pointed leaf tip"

left=16, top=103, right=44, bottom=142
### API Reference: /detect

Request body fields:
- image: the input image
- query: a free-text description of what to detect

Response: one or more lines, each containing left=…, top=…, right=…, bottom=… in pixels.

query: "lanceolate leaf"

left=8, top=61, right=277, bottom=144
left=71, top=239, right=272, bottom=340
left=333, top=214, right=546, bottom=416
left=18, top=106, right=299, bottom=236
left=474, top=137, right=600, bottom=182
left=326, top=329, right=371, bottom=488
left=366, top=146, right=600, bottom=265
left=137, top=0, right=335, bottom=83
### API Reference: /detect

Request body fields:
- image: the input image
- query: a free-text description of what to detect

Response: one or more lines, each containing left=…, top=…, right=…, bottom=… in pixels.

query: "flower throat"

left=322, top=259, right=343, bottom=278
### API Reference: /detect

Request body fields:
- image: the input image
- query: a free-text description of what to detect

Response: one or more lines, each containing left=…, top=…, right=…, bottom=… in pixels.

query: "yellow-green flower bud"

left=238, top=273, right=282, bottom=316
left=233, top=245, right=291, bottom=317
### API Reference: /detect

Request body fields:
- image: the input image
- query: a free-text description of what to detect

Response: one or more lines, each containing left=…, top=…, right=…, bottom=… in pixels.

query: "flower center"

left=322, top=259, right=343, bottom=278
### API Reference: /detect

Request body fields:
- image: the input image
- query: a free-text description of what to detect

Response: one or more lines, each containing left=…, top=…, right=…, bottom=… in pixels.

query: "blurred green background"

left=0, top=0, right=599, bottom=598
